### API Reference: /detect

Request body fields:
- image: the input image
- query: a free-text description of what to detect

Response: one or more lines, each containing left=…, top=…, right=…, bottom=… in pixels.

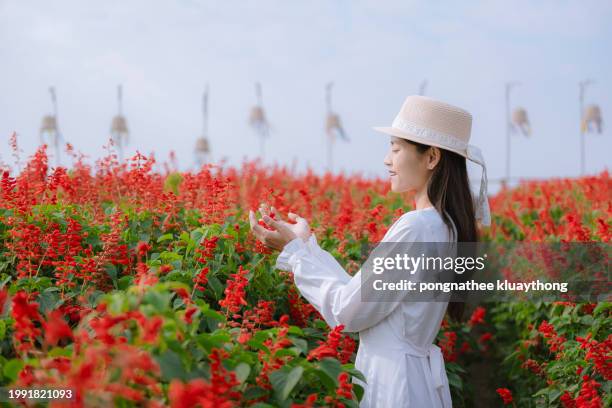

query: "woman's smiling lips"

left=388, top=171, right=397, bottom=177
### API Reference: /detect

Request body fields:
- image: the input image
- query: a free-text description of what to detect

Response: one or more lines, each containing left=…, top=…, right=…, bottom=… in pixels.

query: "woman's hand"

left=248, top=204, right=312, bottom=251
left=262, top=204, right=312, bottom=242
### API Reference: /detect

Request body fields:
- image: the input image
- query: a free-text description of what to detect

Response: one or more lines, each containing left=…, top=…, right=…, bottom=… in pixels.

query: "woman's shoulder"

left=397, top=207, right=441, bottom=227
left=396, top=207, right=457, bottom=242
left=384, top=208, right=436, bottom=241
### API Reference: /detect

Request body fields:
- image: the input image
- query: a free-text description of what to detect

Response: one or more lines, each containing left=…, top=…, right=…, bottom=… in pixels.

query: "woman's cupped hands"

left=248, top=203, right=312, bottom=251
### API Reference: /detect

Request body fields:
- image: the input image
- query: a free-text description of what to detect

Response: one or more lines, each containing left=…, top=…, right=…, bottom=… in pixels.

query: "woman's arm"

left=275, top=222, right=423, bottom=333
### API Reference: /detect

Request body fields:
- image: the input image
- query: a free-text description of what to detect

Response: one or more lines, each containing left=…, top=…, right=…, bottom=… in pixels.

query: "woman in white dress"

left=249, top=95, right=491, bottom=407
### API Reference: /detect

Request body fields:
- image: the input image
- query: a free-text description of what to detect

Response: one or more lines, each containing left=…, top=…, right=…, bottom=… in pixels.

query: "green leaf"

left=353, top=383, right=365, bottom=401
left=270, top=365, right=304, bottom=401
left=105, top=292, right=128, bottom=314
left=275, top=348, right=300, bottom=359
left=287, top=326, right=304, bottom=336
left=48, top=347, right=72, bottom=357
left=180, top=231, right=191, bottom=243
left=447, top=372, right=463, bottom=391
left=593, top=302, right=610, bottom=316
left=234, top=363, right=251, bottom=384
left=191, top=228, right=205, bottom=244
left=308, top=367, right=335, bottom=391
left=289, top=337, right=308, bottom=355
left=200, top=307, right=225, bottom=322
left=243, top=386, right=269, bottom=401
left=196, top=332, right=231, bottom=352
left=3, top=359, right=24, bottom=382
left=38, top=289, right=60, bottom=314
left=157, top=233, right=174, bottom=243
left=155, top=350, right=188, bottom=381
left=343, top=366, right=367, bottom=383
left=246, top=338, right=270, bottom=354
left=143, top=290, right=171, bottom=312
left=342, top=399, right=360, bottom=408
left=548, top=389, right=562, bottom=403
left=105, top=264, right=118, bottom=285
left=207, top=276, right=224, bottom=299
left=317, top=358, right=342, bottom=385
left=446, top=361, right=467, bottom=374
left=502, top=349, right=520, bottom=364
left=117, top=275, right=132, bottom=291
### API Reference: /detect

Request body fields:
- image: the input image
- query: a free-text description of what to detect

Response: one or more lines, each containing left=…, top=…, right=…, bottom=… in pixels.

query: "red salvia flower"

left=468, top=306, right=486, bottom=326
left=496, top=388, right=513, bottom=405
left=438, top=331, right=458, bottom=362
left=219, top=265, right=249, bottom=315
left=194, top=266, right=210, bottom=291
left=11, top=291, right=43, bottom=353
left=43, top=309, right=73, bottom=346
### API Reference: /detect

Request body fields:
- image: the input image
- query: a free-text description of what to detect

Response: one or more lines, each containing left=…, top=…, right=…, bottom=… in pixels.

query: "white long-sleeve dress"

left=275, top=207, right=457, bottom=408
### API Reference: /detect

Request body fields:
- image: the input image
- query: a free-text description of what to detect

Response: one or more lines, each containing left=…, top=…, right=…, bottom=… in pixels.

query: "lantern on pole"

left=195, top=84, right=211, bottom=168
left=511, top=107, right=531, bottom=137
left=249, top=82, right=271, bottom=161
left=504, top=81, right=529, bottom=187
left=325, top=82, right=349, bottom=173
left=40, top=87, right=63, bottom=167
left=582, top=105, right=603, bottom=134
left=110, top=85, right=129, bottom=162
left=579, top=80, right=602, bottom=176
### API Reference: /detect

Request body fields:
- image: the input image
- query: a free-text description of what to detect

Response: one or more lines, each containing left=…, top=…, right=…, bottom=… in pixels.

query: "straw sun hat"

left=373, top=95, right=491, bottom=227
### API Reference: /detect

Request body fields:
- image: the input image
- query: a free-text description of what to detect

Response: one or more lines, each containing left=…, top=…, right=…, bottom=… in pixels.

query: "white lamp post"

left=418, top=79, right=428, bottom=96
left=249, top=82, right=271, bottom=162
left=195, top=84, right=211, bottom=168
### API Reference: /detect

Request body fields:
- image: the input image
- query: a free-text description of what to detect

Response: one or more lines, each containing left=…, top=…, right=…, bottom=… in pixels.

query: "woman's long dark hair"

left=406, top=139, right=479, bottom=322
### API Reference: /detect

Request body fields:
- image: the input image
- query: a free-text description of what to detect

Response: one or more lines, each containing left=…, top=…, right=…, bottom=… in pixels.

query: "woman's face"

left=383, top=136, right=433, bottom=193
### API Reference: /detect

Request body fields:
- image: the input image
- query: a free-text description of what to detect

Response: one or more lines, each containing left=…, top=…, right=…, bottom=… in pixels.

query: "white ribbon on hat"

left=466, top=144, right=491, bottom=227
left=392, top=117, right=469, bottom=151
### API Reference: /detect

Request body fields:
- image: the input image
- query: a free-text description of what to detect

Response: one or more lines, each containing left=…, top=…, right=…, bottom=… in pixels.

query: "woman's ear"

left=426, top=146, right=441, bottom=170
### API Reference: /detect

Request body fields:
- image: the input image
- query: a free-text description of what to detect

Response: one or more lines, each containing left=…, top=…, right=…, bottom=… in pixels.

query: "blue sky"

left=0, top=0, right=610, bottom=193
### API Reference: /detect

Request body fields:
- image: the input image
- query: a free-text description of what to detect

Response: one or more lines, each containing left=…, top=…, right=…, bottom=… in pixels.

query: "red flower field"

left=0, top=139, right=609, bottom=407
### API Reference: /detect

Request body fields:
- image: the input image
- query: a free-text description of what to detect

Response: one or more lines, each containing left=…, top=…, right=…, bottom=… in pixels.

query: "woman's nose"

left=383, top=152, right=391, bottom=166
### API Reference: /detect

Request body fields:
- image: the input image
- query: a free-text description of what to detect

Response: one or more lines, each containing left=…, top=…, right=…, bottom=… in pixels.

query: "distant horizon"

left=1, top=0, right=610, bottom=196
left=3, top=130, right=609, bottom=198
